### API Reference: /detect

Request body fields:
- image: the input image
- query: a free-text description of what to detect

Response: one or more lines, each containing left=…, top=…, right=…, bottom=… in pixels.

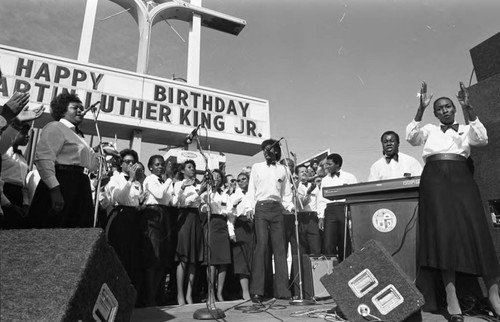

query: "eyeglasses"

left=123, top=159, right=136, bottom=165
left=236, top=178, right=247, bottom=182
left=230, top=179, right=236, bottom=183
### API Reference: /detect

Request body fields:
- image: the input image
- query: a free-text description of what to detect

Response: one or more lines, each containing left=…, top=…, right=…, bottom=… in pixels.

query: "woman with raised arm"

left=406, top=81, right=500, bottom=322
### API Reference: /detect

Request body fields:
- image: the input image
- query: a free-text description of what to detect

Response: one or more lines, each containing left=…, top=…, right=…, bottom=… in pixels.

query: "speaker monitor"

left=470, top=32, right=500, bottom=82
left=292, top=255, right=338, bottom=299
left=321, top=239, right=424, bottom=322
left=0, top=228, right=136, bottom=322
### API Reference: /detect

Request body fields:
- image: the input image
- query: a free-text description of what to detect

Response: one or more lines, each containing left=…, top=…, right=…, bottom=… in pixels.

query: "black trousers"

left=250, top=200, right=290, bottom=298
left=322, top=203, right=350, bottom=261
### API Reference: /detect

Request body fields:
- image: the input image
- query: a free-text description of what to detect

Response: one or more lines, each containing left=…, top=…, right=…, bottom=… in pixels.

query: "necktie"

left=441, top=124, right=459, bottom=133
left=124, top=175, right=130, bottom=181
left=74, top=126, right=85, bottom=138
left=330, top=172, right=340, bottom=178
left=385, top=153, right=399, bottom=163
left=267, top=161, right=276, bottom=166
left=158, top=177, right=165, bottom=184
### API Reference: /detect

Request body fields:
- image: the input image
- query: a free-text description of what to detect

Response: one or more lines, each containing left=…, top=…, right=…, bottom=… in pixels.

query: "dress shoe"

left=449, top=314, right=464, bottom=322
left=251, top=294, right=263, bottom=303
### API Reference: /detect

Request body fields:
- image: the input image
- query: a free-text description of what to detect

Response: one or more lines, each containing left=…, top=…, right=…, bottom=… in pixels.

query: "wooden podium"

left=323, top=177, right=420, bottom=280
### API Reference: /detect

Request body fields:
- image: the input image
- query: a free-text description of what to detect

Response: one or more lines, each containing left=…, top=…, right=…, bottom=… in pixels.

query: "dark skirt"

left=106, top=206, right=143, bottom=291
left=27, top=168, right=93, bottom=228
left=141, top=205, right=167, bottom=268
left=175, top=207, right=204, bottom=264
left=204, top=214, right=231, bottom=266
left=3, top=182, right=23, bottom=207
left=418, top=157, right=500, bottom=276
left=232, top=216, right=255, bottom=275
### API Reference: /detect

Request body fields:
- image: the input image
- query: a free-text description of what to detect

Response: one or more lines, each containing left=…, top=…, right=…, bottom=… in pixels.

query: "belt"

left=298, top=211, right=317, bottom=215
left=426, top=154, right=466, bottom=162
left=256, top=200, right=280, bottom=206
left=55, top=164, right=85, bottom=172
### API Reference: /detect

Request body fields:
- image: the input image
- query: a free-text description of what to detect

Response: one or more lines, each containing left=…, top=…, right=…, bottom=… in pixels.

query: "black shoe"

left=449, top=314, right=464, bottom=322
left=251, top=294, right=264, bottom=304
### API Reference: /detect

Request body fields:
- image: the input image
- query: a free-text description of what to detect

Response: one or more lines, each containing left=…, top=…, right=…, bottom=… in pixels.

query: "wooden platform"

left=131, top=298, right=489, bottom=322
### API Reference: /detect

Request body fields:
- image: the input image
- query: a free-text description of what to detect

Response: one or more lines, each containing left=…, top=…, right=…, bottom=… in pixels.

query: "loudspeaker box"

left=0, top=228, right=136, bottom=322
left=321, top=239, right=424, bottom=322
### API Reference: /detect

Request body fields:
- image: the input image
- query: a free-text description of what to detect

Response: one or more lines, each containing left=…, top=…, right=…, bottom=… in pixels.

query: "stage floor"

left=131, top=299, right=489, bottom=322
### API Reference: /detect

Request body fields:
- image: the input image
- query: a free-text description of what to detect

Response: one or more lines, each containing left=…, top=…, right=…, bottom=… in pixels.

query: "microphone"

left=82, top=101, right=101, bottom=116
left=265, top=137, right=284, bottom=151
left=185, top=124, right=202, bottom=144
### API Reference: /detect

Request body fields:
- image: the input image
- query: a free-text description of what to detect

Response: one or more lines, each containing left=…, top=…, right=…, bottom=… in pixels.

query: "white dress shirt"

left=107, top=172, right=143, bottom=207
left=1, top=147, right=29, bottom=205
left=143, top=174, right=174, bottom=206
left=35, top=119, right=99, bottom=189
left=368, top=152, right=423, bottom=181
left=296, top=181, right=319, bottom=213
left=246, top=161, right=294, bottom=213
left=406, top=118, right=488, bottom=161
left=173, top=179, right=202, bottom=208
left=317, top=169, right=357, bottom=219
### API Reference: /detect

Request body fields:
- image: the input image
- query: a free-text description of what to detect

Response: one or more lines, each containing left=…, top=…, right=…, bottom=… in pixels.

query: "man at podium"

left=368, top=130, right=423, bottom=181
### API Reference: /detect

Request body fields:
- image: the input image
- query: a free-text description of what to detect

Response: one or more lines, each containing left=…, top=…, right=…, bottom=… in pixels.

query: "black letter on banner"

left=15, top=58, right=33, bottom=78
left=246, top=120, right=257, bottom=136
left=54, top=66, right=71, bottom=83
left=35, top=83, right=50, bottom=101
left=191, top=92, right=201, bottom=108
left=0, top=77, right=8, bottom=97
left=131, top=100, right=143, bottom=118
left=13, top=79, right=31, bottom=93
left=239, top=102, right=250, bottom=117
left=146, top=102, right=157, bottom=120
left=179, top=108, right=191, bottom=126
left=159, top=105, right=171, bottom=123
left=226, top=100, right=237, bottom=115
left=154, top=85, right=166, bottom=101
left=102, top=95, right=114, bottom=113
left=72, top=69, right=87, bottom=86
left=203, top=95, right=212, bottom=111
left=177, top=89, right=189, bottom=107
left=214, top=115, right=225, bottom=131
left=201, top=112, right=211, bottom=130
left=215, top=97, right=225, bottom=113
left=117, top=97, right=129, bottom=114
left=34, top=63, right=51, bottom=82
left=234, top=119, right=244, bottom=134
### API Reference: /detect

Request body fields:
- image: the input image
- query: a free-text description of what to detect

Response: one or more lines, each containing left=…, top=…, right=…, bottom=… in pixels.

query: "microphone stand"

left=89, top=104, right=105, bottom=228
left=281, top=145, right=315, bottom=306
left=192, top=131, right=225, bottom=320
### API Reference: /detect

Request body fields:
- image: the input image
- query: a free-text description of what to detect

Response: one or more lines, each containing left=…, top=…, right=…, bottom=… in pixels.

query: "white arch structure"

left=78, top=0, right=246, bottom=84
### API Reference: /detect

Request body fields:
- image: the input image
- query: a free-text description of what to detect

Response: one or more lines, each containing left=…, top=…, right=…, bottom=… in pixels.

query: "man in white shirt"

left=317, top=153, right=357, bottom=261
left=368, top=131, right=423, bottom=181
left=246, top=139, right=294, bottom=302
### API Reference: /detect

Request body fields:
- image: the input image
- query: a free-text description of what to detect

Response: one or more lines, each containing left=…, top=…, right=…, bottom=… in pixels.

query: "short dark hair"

left=381, top=131, right=400, bottom=144
left=433, top=97, right=455, bottom=111
left=120, top=149, right=139, bottom=163
left=326, top=153, right=343, bottom=167
left=148, top=154, right=164, bottom=169
left=295, top=164, right=307, bottom=175
left=261, top=138, right=282, bottom=160
left=50, top=92, right=82, bottom=121
left=183, top=159, right=196, bottom=170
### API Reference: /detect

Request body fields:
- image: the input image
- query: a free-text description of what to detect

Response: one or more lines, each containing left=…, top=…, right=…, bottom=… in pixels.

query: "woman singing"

left=28, top=92, right=100, bottom=228
left=406, top=81, right=500, bottom=322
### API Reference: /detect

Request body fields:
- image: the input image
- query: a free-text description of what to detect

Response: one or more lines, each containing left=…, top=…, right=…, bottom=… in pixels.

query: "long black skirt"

left=204, top=214, right=231, bottom=266
left=27, top=168, right=93, bottom=228
left=175, top=207, right=204, bottom=264
left=418, top=157, right=500, bottom=276
left=232, top=216, right=255, bottom=275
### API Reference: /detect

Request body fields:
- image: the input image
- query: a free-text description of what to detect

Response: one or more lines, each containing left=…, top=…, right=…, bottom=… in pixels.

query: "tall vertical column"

left=187, top=0, right=202, bottom=85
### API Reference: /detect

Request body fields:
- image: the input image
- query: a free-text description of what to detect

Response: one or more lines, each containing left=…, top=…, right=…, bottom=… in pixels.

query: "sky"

left=1, top=0, right=499, bottom=180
